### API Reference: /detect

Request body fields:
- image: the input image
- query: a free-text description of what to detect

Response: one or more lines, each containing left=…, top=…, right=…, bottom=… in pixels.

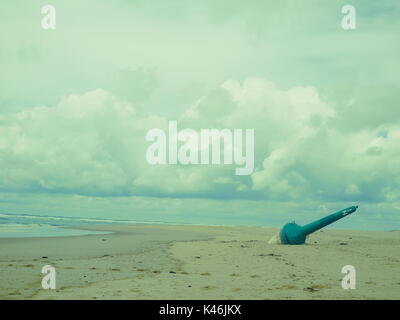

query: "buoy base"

left=279, top=222, right=307, bottom=245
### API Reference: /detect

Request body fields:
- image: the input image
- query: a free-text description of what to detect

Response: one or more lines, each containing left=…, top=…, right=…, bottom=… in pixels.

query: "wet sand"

left=0, top=224, right=399, bottom=299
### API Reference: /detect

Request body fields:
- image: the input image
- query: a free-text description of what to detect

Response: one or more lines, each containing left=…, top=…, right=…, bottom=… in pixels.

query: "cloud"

left=0, top=89, right=141, bottom=195
left=0, top=1, right=399, bottom=230
left=1, top=77, right=398, bottom=208
left=175, top=77, right=400, bottom=204
left=0, top=88, right=246, bottom=198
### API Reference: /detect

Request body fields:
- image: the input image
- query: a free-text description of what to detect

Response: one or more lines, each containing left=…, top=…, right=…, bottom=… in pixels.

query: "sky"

left=0, top=0, right=399, bottom=230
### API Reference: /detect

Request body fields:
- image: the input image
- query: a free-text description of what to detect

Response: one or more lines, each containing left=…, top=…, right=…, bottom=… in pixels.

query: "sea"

left=0, top=212, right=169, bottom=238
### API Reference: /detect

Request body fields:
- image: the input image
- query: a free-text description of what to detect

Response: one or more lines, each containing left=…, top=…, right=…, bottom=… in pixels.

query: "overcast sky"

left=0, top=1, right=399, bottom=230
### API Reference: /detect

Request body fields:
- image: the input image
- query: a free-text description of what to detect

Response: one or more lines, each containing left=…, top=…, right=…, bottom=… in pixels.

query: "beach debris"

left=256, top=253, right=281, bottom=257
left=269, top=205, right=358, bottom=245
left=267, top=253, right=281, bottom=257
left=304, top=287, right=318, bottom=292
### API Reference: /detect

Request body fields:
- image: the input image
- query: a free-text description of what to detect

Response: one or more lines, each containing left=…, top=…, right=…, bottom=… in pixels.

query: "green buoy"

left=270, top=206, right=358, bottom=245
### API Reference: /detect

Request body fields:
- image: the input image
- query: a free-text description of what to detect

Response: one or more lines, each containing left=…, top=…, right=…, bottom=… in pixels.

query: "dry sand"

left=0, top=224, right=399, bottom=300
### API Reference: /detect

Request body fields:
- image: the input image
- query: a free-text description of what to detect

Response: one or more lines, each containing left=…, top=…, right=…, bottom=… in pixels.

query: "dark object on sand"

left=272, top=206, right=358, bottom=245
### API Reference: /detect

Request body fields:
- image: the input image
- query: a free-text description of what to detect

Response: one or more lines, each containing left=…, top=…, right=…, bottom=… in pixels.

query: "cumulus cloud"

left=1, top=77, right=398, bottom=207
left=0, top=88, right=246, bottom=198
left=0, top=90, right=140, bottom=195
left=179, top=77, right=399, bottom=204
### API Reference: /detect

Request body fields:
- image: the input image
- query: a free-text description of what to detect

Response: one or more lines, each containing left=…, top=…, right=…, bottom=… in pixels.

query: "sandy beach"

left=0, top=224, right=399, bottom=300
